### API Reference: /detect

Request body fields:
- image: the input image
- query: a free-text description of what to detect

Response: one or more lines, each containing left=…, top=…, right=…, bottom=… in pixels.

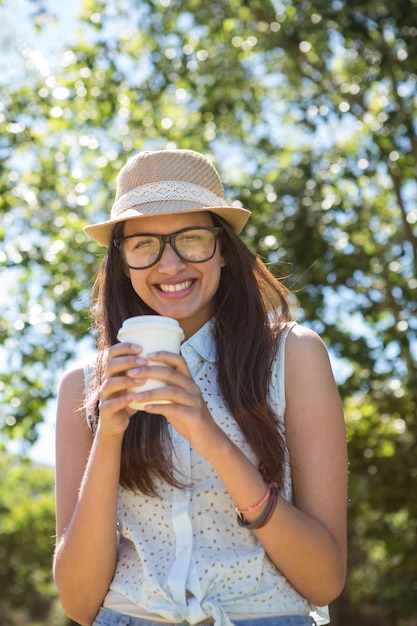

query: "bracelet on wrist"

left=235, top=481, right=276, bottom=515
left=236, top=482, right=279, bottom=530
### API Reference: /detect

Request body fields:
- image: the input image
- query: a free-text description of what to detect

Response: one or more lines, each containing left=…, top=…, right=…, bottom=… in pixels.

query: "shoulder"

left=283, top=323, right=343, bottom=436
left=57, top=355, right=98, bottom=412
left=60, top=360, right=86, bottom=380
left=284, top=323, right=331, bottom=366
left=285, top=322, right=326, bottom=345
left=58, top=353, right=98, bottom=394
left=58, top=362, right=87, bottom=397
left=56, top=362, right=94, bottom=448
left=283, top=324, right=339, bottom=407
left=283, top=325, right=345, bottom=479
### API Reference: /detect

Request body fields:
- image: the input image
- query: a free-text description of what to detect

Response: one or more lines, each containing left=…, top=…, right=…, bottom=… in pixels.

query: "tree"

left=0, top=453, right=72, bottom=625
left=0, top=0, right=416, bottom=622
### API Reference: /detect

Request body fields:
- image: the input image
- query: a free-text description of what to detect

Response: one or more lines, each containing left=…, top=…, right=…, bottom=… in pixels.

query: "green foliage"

left=0, top=0, right=416, bottom=623
left=0, top=453, right=71, bottom=625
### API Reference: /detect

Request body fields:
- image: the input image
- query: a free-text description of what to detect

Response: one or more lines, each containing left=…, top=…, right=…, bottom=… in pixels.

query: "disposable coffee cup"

left=117, top=315, right=185, bottom=411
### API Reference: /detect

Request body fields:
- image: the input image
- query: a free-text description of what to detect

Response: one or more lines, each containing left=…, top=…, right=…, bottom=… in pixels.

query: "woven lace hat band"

left=84, top=149, right=251, bottom=246
left=112, top=181, right=230, bottom=217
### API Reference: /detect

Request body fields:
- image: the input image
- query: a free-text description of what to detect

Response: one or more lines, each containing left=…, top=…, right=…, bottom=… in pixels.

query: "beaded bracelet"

left=236, top=482, right=279, bottom=530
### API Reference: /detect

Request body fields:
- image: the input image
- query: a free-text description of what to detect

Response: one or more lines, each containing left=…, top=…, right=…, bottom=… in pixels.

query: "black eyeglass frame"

left=113, top=226, right=223, bottom=269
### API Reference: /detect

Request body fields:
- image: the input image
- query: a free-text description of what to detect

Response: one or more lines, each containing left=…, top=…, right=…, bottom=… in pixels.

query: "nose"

left=156, top=242, right=186, bottom=274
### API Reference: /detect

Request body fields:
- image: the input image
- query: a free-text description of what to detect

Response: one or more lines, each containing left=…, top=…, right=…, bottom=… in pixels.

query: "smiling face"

left=122, top=212, right=225, bottom=339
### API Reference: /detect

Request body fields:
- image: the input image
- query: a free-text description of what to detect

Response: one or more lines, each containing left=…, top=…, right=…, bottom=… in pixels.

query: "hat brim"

left=84, top=200, right=251, bottom=246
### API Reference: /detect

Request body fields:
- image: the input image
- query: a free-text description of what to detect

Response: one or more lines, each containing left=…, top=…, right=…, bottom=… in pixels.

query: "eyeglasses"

left=114, top=226, right=223, bottom=269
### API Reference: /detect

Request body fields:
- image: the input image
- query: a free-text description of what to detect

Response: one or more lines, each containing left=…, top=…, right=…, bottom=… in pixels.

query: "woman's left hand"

left=127, top=351, right=228, bottom=458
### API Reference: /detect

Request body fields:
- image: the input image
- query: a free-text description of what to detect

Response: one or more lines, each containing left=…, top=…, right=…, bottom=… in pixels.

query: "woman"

left=53, top=149, right=347, bottom=626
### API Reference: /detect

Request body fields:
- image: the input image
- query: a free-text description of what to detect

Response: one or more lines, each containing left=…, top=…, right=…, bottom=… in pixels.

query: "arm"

left=140, top=325, right=347, bottom=606
left=208, top=325, right=347, bottom=606
left=53, top=345, right=144, bottom=626
left=275, top=324, right=347, bottom=603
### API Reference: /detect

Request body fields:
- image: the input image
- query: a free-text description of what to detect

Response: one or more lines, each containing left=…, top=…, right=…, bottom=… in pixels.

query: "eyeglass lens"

left=119, top=227, right=221, bottom=269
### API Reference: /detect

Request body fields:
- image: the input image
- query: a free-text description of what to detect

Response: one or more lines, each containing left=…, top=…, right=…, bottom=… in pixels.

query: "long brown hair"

left=88, top=214, right=294, bottom=495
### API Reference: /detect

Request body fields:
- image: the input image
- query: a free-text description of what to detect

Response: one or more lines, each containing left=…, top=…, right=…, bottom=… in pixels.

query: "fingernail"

left=128, top=368, right=145, bottom=377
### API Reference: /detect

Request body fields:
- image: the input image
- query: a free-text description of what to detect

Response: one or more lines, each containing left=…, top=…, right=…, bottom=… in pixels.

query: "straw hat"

left=84, top=149, right=251, bottom=246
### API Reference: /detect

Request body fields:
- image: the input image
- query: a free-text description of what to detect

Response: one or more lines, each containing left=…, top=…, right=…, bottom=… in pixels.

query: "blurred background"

left=0, top=0, right=416, bottom=624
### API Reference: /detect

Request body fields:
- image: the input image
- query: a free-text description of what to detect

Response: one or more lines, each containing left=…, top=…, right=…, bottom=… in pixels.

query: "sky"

left=1, top=1, right=81, bottom=59
left=2, top=0, right=83, bottom=465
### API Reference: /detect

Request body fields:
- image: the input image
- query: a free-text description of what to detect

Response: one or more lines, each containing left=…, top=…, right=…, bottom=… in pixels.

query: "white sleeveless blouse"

left=84, top=319, right=329, bottom=626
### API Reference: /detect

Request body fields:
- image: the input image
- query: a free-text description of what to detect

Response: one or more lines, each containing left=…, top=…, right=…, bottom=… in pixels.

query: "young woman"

left=53, top=149, right=347, bottom=626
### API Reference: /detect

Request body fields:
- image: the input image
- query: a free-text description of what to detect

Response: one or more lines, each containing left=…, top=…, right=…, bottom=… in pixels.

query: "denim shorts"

left=92, top=607, right=316, bottom=626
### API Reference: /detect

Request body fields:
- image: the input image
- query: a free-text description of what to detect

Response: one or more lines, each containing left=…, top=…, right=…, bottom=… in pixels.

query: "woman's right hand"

left=97, top=342, right=147, bottom=436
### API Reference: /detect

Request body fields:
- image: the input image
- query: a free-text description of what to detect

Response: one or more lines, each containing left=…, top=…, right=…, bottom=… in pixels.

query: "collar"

left=181, top=318, right=217, bottom=363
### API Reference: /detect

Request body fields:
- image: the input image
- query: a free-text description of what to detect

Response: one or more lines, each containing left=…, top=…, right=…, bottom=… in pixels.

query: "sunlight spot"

left=299, top=41, right=312, bottom=53
left=53, top=87, right=70, bottom=100
left=393, top=419, right=406, bottom=433
left=165, top=48, right=176, bottom=60
left=176, top=88, right=187, bottom=101
left=50, top=106, right=63, bottom=118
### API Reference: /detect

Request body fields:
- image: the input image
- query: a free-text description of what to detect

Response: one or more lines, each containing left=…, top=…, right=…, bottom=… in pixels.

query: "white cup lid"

left=117, top=315, right=184, bottom=340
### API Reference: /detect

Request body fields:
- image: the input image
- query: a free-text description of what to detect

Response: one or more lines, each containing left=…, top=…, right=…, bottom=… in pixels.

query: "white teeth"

left=159, top=281, right=192, bottom=293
